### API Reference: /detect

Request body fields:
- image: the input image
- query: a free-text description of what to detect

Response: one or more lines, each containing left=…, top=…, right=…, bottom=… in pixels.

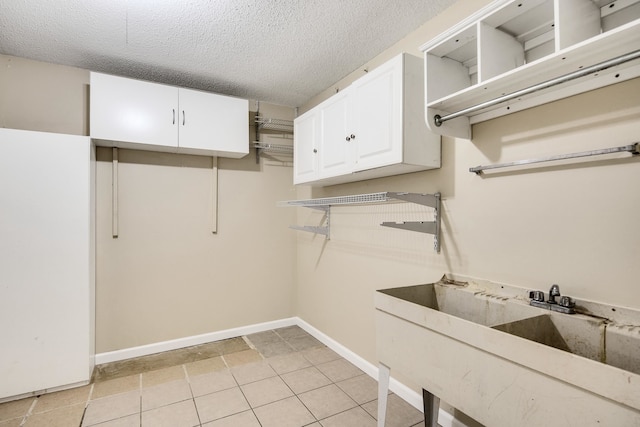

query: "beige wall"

left=1, top=54, right=298, bottom=353
left=294, top=0, right=640, bottom=400
left=0, top=55, right=89, bottom=136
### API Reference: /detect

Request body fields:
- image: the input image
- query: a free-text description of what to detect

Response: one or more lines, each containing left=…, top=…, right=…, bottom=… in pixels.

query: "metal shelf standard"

left=278, top=192, right=441, bottom=252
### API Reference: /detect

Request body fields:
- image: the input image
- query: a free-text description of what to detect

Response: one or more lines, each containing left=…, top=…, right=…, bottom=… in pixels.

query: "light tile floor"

left=0, top=326, right=425, bottom=427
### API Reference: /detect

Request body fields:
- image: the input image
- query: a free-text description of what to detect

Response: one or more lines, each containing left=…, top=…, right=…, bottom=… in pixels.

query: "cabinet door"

left=178, top=89, right=249, bottom=158
left=318, top=89, right=353, bottom=178
left=90, top=73, right=178, bottom=149
left=293, top=109, right=319, bottom=184
left=351, top=57, right=403, bottom=171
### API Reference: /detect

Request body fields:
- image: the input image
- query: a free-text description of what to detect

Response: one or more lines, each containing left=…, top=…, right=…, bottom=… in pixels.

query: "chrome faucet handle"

left=559, top=295, right=575, bottom=308
left=529, top=290, right=545, bottom=302
left=548, top=284, right=561, bottom=304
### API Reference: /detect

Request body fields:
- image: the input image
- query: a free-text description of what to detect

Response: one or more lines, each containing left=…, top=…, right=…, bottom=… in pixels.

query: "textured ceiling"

left=0, top=0, right=456, bottom=107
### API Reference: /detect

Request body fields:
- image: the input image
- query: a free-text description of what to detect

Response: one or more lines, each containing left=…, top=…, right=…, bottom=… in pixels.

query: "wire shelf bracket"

left=279, top=192, right=441, bottom=252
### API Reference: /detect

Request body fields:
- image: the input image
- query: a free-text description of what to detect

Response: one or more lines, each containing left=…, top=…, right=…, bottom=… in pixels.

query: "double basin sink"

left=375, top=276, right=640, bottom=426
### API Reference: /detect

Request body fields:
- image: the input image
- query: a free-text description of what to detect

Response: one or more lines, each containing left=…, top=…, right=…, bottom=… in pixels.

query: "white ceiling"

left=0, top=0, right=456, bottom=107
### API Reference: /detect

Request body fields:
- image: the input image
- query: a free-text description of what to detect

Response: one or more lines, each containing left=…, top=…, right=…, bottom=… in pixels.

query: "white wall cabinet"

left=0, top=128, right=95, bottom=400
left=421, top=0, right=640, bottom=138
left=90, top=72, right=249, bottom=158
left=294, top=53, right=441, bottom=186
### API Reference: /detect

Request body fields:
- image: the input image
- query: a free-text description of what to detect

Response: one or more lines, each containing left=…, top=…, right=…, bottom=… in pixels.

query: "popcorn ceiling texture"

left=0, top=0, right=455, bottom=107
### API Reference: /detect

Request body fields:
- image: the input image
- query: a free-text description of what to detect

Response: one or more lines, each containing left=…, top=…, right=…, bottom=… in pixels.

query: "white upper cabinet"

left=421, top=0, right=640, bottom=139
left=294, top=53, right=441, bottom=186
left=90, top=73, right=249, bottom=158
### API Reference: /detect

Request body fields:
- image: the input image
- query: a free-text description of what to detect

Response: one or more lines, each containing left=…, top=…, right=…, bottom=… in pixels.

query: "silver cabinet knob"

left=313, top=149, right=317, bottom=153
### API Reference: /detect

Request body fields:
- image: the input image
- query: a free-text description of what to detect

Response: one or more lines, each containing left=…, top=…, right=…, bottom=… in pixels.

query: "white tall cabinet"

left=0, top=129, right=95, bottom=400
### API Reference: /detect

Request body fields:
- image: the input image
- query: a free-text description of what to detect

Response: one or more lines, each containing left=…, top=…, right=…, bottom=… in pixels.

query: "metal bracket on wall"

left=278, top=192, right=441, bottom=252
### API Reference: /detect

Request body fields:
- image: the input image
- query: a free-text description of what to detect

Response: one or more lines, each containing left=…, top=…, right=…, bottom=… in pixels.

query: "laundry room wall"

left=0, top=54, right=298, bottom=353
left=293, top=0, right=640, bottom=394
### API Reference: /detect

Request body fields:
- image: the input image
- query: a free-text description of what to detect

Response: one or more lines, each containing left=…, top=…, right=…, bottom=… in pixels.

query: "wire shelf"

left=253, top=142, right=293, bottom=155
left=278, top=192, right=442, bottom=252
left=255, top=116, right=294, bottom=133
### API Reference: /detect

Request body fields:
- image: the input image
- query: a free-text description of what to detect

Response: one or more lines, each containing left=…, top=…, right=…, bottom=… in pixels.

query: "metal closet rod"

left=434, top=49, right=640, bottom=127
left=469, top=142, right=640, bottom=175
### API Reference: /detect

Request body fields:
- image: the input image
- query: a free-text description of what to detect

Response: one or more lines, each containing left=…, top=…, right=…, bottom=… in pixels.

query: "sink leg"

left=423, top=388, right=440, bottom=427
left=377, top=363, right=390, bottom=427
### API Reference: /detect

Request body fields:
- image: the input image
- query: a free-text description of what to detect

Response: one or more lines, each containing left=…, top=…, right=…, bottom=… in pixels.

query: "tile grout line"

left=18, top=397, right=38, bottom=427
left=182, top=364, right=203, bottom=427
left=77, top=383, right=95, bottom=427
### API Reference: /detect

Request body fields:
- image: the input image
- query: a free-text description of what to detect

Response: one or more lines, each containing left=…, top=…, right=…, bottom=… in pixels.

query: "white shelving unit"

left=279, top=192, right=441, bottom=252
left=421, top=0, right=640, bottom=138
left=253, top=115, right=294, bottom=163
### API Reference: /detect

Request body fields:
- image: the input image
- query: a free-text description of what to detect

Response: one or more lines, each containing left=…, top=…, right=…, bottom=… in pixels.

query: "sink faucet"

left=548, top=284, right=561, bottom=304
left=528, top=284, right=575, bottom=314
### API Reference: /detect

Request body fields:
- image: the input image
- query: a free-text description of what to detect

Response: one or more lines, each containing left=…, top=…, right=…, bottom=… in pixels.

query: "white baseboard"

left=94, top=316, right=465, bottom=427
left=95, top=317, right=297, bottom=365
left=296, top=318, right=464, bottom=427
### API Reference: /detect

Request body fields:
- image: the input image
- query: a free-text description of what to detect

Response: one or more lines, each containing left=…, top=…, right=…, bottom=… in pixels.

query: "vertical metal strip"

left=112, top=147, right=119, bottom=238
left=212, top=156, right=218, bottom=234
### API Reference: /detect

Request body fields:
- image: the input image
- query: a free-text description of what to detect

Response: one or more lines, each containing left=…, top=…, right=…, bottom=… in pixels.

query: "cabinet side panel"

left=404, top=55, right=441, bottom=168
left=0, top=129, right=92, bottom=398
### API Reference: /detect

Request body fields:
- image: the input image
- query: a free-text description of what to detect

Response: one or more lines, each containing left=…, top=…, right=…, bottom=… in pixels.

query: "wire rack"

left=255, top=116, right=294, bottom=133
left=253, top=142, right=293, bottom=155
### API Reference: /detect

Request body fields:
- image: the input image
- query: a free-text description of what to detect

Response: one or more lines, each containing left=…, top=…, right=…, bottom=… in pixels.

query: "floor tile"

left=223, top=349, right=262, bottom=367
left=23, top=403, right=84, bottom=427
left=201, top=409, right=260, bottom=427
left=32, top=385, right=91, bottom=413
left=254, top=341, right=294, bottom=358
left=90, top=414, right=140, bottom=427
left=194, top=387, right=249, bottom=423
left=297, top=384, right=357, bottom=420
left=301, top=347, right=341, bottom=365
left=82, top=390, right=140, bottom=426
left=246, top=331, right=282, bottom=346
left=253, top=396, right=315, bottom=427
left=287, top=335, right=323, bottom=351
left=319, top=406, right=376, bottom=427
left=336, top=374, right=379, bottom=404
left=92, top=375, right=140, bottom=399
left=240, top=376, right=293, bottom=408
left=141, top=379, right=191, bottom=411
left=0, top=418, right=22, bottom=427
left=316, top=358, right=364, bottom=382
left=230, top=361, right=276, bottom=385
left=189, top=370, right=237, bottom=397
left=274, top=325, right=310, bottom=341
left=92, top=338, right=248, bottom=382
left=361, top=394, right=424, bottom=427
left=141, top=366, right=185, bottom=388
left=141, top=400, right=199, bottom=427
left=281, top=366, right=331, bottom=394
left=267, top=352, right=312, bottom=375
left=0, top=398, right=34, bottom=421
left=184, top=356, right=226, bottom=377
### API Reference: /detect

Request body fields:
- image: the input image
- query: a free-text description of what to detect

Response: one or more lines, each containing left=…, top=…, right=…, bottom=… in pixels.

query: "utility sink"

left=375, top=276, right=640, bottom=427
